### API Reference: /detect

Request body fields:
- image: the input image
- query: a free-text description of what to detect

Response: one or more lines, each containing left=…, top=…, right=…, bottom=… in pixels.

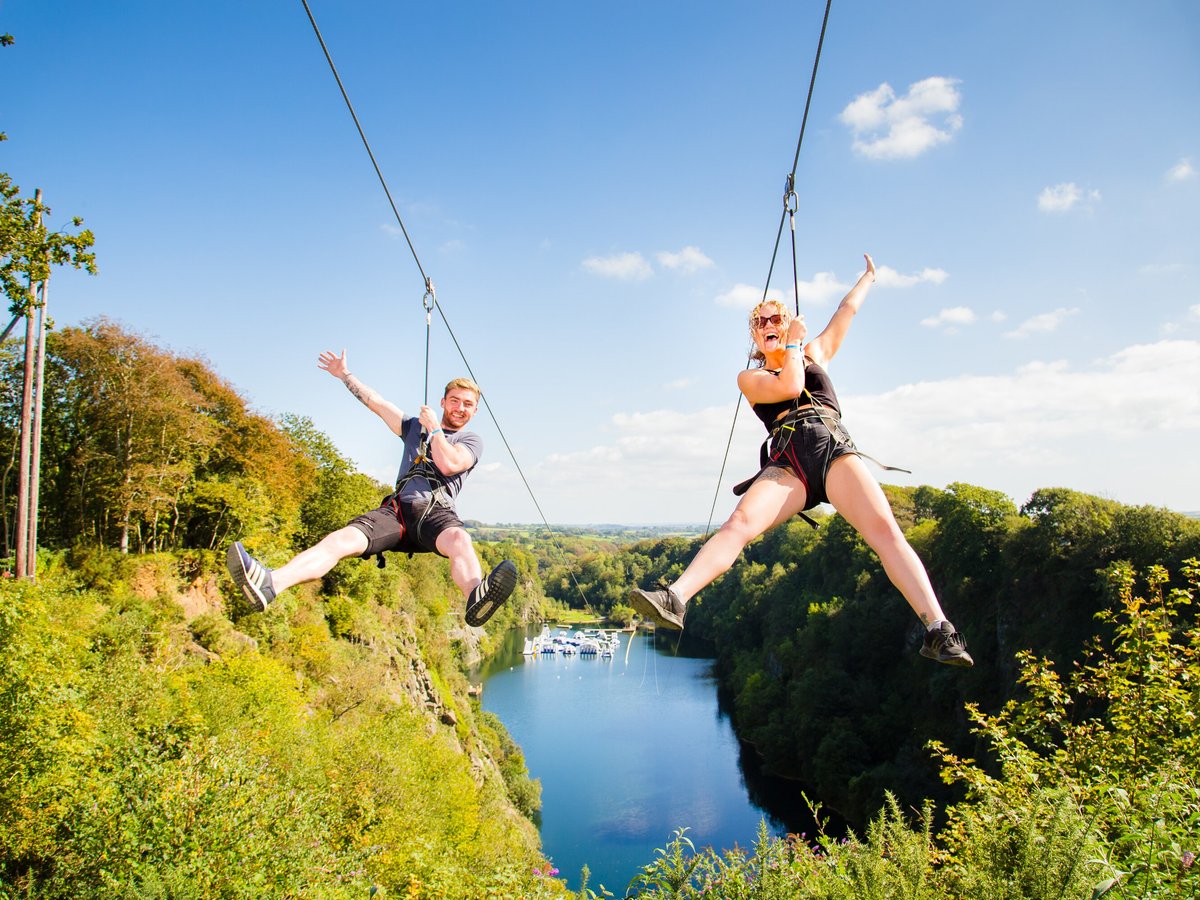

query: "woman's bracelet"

left=431, top=428, right=444, bottom=436
left=785, top=343, right=799, bottom=350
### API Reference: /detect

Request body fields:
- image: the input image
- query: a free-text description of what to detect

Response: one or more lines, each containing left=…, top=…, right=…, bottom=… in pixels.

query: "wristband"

left=784, top=343, right=799, bottom=350
left=431, top=428, right=444, bottom=436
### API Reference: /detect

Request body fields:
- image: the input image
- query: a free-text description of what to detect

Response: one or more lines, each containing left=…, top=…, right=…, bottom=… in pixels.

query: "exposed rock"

left=178, top=575, right=224, bottom=621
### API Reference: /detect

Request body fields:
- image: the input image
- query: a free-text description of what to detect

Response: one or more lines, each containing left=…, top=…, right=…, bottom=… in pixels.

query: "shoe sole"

left=466, top=561, right=518, bottom=627
left=920, top=646, right=975, bottom=667
left=628, top=589, right=684, bottom=631
left=226, top=542, right=269, bottom=612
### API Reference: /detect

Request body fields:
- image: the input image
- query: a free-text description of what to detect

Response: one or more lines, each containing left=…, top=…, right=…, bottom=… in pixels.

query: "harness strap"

left=732, top=395, right=911, bottom=528
left=768, top=398, right=912, bottom=475
left=374, top=452, right=455, bottom=566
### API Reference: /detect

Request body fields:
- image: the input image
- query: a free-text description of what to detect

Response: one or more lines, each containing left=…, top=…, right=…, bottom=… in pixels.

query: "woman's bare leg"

left=824, top=455, right=946, bottom=625
left=671, top=468, right=808, bottom=602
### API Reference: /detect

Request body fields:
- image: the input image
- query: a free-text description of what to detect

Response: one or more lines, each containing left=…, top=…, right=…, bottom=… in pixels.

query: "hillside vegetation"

left=3, top=320, right=1198, bottom=897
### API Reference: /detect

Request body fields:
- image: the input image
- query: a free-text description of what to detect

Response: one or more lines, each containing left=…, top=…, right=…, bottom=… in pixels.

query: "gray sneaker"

left=920, top=621, right=974, bottom=667
left=226, top=541, right=276, bottom=611
left=629, top=587, right=686, bottom=631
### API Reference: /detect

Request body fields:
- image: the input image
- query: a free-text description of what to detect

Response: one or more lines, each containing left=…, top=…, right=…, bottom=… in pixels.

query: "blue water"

left=475, top=627, right=806, bottom=894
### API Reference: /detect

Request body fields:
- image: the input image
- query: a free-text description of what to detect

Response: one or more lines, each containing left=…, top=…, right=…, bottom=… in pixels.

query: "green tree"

left=1, top=173, right=96, bottom=318
left=283, top=413, right=386, bottom=548
left=49, top=320, right=218, bottom=551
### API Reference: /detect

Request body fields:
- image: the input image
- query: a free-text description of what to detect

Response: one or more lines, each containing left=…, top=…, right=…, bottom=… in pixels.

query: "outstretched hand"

left=318, top=349, right=349, bottom=379
left=863, top=253, right=876, bottom=282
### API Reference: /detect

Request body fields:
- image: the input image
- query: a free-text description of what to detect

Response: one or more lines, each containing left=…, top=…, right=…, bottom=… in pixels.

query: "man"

left=226, top=349, right=517, bottom=627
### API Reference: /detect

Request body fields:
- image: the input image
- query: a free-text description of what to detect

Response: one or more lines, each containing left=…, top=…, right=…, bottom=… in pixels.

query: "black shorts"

left=347, top=495, right=465, bottom=558
left=734, top=409, right=859, bottom=510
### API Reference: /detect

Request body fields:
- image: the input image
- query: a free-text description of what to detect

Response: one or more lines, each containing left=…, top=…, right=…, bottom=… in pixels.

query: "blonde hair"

left=443, top=377, right=481, bottom=399
left=748, top=300, right=791, bottom=366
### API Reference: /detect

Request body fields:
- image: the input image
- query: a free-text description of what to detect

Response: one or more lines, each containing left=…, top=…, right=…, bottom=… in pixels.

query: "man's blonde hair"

left=443, top=377, right=481, bottom=399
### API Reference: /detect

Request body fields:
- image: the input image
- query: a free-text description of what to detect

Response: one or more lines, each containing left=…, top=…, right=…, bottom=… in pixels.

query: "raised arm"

left=319, top=349, right=406, bottom=436
left=803, top=253, right=876, bottom=368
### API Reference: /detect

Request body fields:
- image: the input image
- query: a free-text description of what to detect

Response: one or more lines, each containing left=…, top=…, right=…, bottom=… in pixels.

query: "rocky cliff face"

left=154, top=560, right=514, bottom=797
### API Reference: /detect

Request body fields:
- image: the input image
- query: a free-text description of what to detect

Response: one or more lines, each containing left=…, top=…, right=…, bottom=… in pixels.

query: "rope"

left=299, top=0, right=592, bottom=609
left=422, top=280, right=435, bottom=407
left=703, top=0, right=833, bottom=537
left=786, top=174, right=801, bottom=317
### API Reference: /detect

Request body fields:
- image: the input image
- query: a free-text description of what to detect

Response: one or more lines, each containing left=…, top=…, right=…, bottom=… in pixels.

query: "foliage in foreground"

left=0, top=553, right=567, bottom=899
left=624, top=561, right=1199, bottom=899
left=1, top=548, right=1196, bottom=896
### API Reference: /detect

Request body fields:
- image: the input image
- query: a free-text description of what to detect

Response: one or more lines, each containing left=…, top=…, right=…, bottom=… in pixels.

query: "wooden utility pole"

left=14, top=188, right=43, bottom=580
left=29, top=276, right=49, bottom=577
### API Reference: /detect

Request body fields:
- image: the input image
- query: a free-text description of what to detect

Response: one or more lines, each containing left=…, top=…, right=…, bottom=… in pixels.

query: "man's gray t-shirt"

left=395, top=416, right=482, bottom=504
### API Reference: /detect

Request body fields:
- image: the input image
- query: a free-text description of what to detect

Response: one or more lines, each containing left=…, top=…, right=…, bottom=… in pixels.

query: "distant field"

left=467, top=522, right=707, bottom=545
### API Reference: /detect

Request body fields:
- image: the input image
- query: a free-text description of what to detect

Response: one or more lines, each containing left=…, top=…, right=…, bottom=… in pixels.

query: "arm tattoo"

left=344, top=375, right=374, bottom=408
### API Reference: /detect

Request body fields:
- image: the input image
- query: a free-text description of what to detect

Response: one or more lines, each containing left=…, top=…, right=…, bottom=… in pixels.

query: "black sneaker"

left=920, top=621, right=974, bottom=667
left=466, top=560, right=518, bottom=627
left=226, top=541, right=277, bottom=611
left=628, top=587, right=686, bottom=631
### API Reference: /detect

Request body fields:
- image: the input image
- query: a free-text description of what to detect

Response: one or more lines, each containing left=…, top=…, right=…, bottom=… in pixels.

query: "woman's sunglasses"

left=754, top=314, right=784, bottom=329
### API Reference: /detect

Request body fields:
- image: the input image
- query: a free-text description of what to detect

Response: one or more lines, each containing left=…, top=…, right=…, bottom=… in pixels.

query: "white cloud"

left=508, top=403, right=765, bottom=521
left=1037, top=182, right=1101, bottom=213
left=663, top=378, right=693, bottom=391
left=469, top=340, right=1200, bottom=523
left=1189, top=304, right=1200, bottom=322
left=1004, top=307, right=1080, bottom=338
left=875, top=265, right=949, bottom=288
left=841, top=339, right=1200, bottom=506
left=839, top=76, right=963, bottom=160
left=1166, top=158, right=1195, bottom=182
left=716, top=265, right=944, bottom=313
left=921, top=306, right=976, bottom=330
left=796, top=271, right=848, bottom=306
left=656, top=246, right=714, bottom=274
left=582, top=252, right=653, bottom=280
left=715, top=283, right=783, bottom=310
left=990, top=311, right=1008, bottom=323
left=849, top=340, right=1200, bottom=451
left=1140, top=262, right=1188, bottom=276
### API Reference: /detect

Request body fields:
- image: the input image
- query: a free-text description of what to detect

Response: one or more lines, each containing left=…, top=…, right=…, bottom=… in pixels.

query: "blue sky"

left=5, top=0, right=1198, bottom=525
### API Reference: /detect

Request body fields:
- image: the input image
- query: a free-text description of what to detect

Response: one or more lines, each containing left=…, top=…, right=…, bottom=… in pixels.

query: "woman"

left=629, top=254, right=972, bottom=666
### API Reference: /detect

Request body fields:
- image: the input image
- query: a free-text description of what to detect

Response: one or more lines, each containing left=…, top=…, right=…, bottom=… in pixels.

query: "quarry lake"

left=472, top=625, right=817, bottom=893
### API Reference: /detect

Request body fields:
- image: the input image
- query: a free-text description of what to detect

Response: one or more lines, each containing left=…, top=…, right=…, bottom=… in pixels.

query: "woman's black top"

left=750, top=359, right=841, bottom=428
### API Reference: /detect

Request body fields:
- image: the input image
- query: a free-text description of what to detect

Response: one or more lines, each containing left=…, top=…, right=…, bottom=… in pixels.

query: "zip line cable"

left=703, top=0, right=833, bottom=538
left=298, top=0, right=588, bottom=605
left=299, top=0, right=428, bottom=287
